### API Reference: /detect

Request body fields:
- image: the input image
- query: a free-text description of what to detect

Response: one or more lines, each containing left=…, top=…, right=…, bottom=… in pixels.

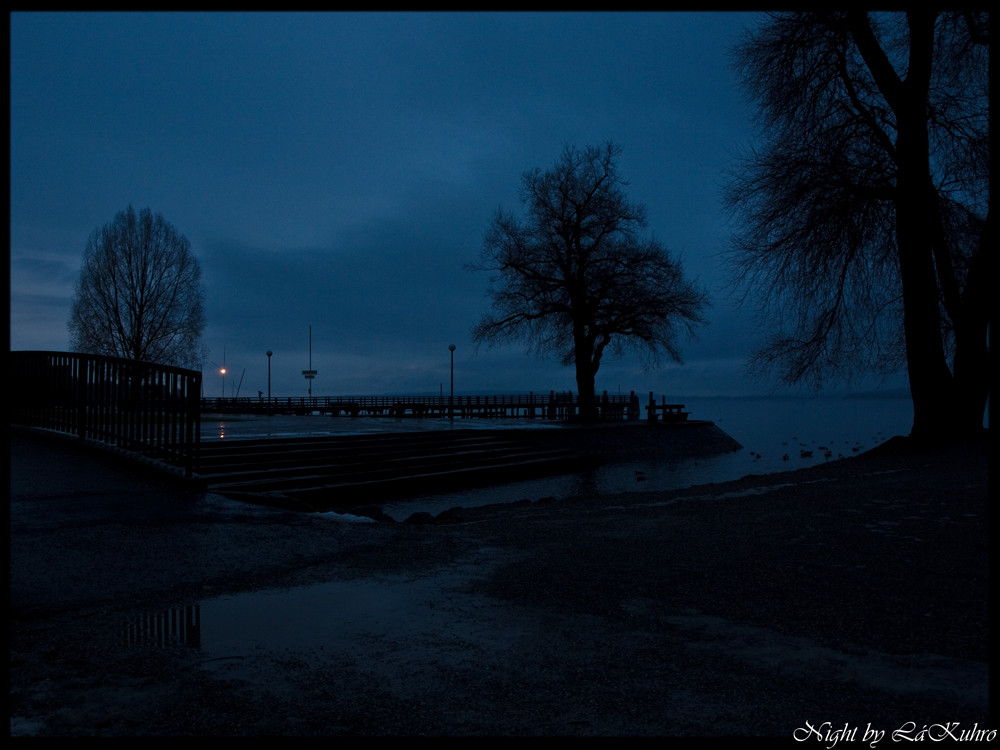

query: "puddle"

left=180, top=564, right=589, bottom=704
left=187, top=565, right=528, bottom=661
left=196, top=576, right=452, bottom=654
left=122, top=605, right=202, bottom=648
left=121, top=572, right=491, bottom=671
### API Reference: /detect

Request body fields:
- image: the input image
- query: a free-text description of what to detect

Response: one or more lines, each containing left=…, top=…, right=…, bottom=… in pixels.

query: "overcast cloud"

left=12, top=11, right=878, bottom=399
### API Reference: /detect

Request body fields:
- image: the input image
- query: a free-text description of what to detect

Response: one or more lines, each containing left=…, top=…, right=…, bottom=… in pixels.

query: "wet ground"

left=9, top=427, right=991, bottom=736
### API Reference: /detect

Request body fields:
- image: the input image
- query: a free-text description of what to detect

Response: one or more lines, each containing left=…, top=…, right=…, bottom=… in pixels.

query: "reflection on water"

left=193, top=572, right=491, bottom=662
left=120, top=586, right=432, bottom=656
left=198, top=580, right=404, bottom=653
left=122, top=605, right=201, bottom=648
left=202, top=414, right=565, bottom=442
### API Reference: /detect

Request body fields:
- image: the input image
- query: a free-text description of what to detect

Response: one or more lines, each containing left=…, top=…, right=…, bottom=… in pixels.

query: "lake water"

left=201, top=394, right=914, bottom=520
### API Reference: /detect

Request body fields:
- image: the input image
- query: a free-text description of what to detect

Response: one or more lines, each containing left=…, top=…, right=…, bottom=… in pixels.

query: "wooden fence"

left=10, top=351, right=202, bottom=477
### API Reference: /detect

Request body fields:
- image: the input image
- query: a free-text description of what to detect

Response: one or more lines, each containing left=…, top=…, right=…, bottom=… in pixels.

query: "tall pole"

left=449, top=344, right=456, bottom=421
left=266, top=350, right=272, bottom=399
left=302, top=325, right=317, bottom=397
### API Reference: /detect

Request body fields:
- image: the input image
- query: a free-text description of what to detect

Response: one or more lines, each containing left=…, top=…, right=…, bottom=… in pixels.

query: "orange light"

left=220, top=368, right=226, bottom=375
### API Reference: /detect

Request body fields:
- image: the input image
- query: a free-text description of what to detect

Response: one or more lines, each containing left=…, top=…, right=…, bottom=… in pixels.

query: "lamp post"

left=208, top=358, right=225, bottom=400
left=266, top=351, right=273, bottom=400
left=449, top=344, right=456, bottom=420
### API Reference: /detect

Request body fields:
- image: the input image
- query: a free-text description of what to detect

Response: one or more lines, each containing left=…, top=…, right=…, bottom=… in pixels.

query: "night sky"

left=11, top=11, right=852, bottom=399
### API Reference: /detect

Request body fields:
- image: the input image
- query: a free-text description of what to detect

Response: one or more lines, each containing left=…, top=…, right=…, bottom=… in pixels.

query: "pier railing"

left=10, top=351, right=202, bottom=477
left=200, top=391, right=641, bottom=420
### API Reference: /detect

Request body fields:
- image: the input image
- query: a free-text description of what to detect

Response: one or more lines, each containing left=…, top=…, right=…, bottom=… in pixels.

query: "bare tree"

left=725, top=11, right=990, bottom=441
left=472, top=143, right=708, bottom=419
left=68, top=205, right=206, bottom=368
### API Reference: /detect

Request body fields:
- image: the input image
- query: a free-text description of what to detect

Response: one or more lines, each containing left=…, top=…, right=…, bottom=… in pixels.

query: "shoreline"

left=9, top=429, right=990, bottom=736
left=196, top=396, right=916, bottom=491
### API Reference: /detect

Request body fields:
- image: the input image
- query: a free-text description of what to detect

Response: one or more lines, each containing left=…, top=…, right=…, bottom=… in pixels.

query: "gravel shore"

left=9, top=427, right=991, bottom=737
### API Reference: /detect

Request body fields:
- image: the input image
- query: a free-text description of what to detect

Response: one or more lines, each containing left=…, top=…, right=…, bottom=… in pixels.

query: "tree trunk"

left=951, top=33, right=996, bottom=435
left=856, top=10, right=974, bottom=444
left=896, top=213, right=956, bottom=441
left=574, top=361, right=598, bottom=422
left=573, top=327, right=599, bottom=422
left=895, top=89, right=958, bottom=441
left=571, top=315, right=600, bottom=421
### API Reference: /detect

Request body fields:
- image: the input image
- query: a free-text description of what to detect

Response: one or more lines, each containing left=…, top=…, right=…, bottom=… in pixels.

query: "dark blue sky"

left=10, top=11, right=865, bottom=398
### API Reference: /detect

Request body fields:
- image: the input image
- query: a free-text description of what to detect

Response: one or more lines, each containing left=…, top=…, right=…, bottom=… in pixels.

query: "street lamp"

left=266, top=351, right=273, bottom=399
left=449, top=344, right=456, bottom=420
left=219, top=345, right=227, bottom=398
left=207, top=359, right=226, bottom=399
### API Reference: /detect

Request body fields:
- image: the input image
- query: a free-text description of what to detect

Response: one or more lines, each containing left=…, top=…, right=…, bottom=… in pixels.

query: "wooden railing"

left=10, top=351, right=202, bottom=477
left=200, top=391, right=642, bottom=420
left=645, top=392, right=690, bottom=422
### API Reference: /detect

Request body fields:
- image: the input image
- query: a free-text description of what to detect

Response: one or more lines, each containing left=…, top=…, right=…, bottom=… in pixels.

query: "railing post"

left=75, top=355, right=87, bottom=440
left=187, top=369, right=201, bottom=478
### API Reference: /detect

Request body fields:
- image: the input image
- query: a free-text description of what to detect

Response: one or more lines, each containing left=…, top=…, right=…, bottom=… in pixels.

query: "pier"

left=203, top=392, right=625, bottom=419
left=10, top=351, right=693, bottom=504
left=200, top=391, right=690, bottom=422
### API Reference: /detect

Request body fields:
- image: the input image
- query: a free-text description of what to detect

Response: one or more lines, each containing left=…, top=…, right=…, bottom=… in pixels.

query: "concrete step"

left=197, top=430, right=497, bottom=455
left=204, top=446, right=575, bottom=492
left=196, top=434, right=525, bottom=473
left=220, top=454, right=586, bottom=512
left=199, top=444, right=564, bottom=485
left=195, top=428, right=588, bottom=509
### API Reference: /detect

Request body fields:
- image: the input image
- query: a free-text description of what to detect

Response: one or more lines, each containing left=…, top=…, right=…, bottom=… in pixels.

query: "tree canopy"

left=473, top=143, right=707, bottom=418
left=725, top=11, right=990, bottom=440
left=68, top=205, right=206, bottom=369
